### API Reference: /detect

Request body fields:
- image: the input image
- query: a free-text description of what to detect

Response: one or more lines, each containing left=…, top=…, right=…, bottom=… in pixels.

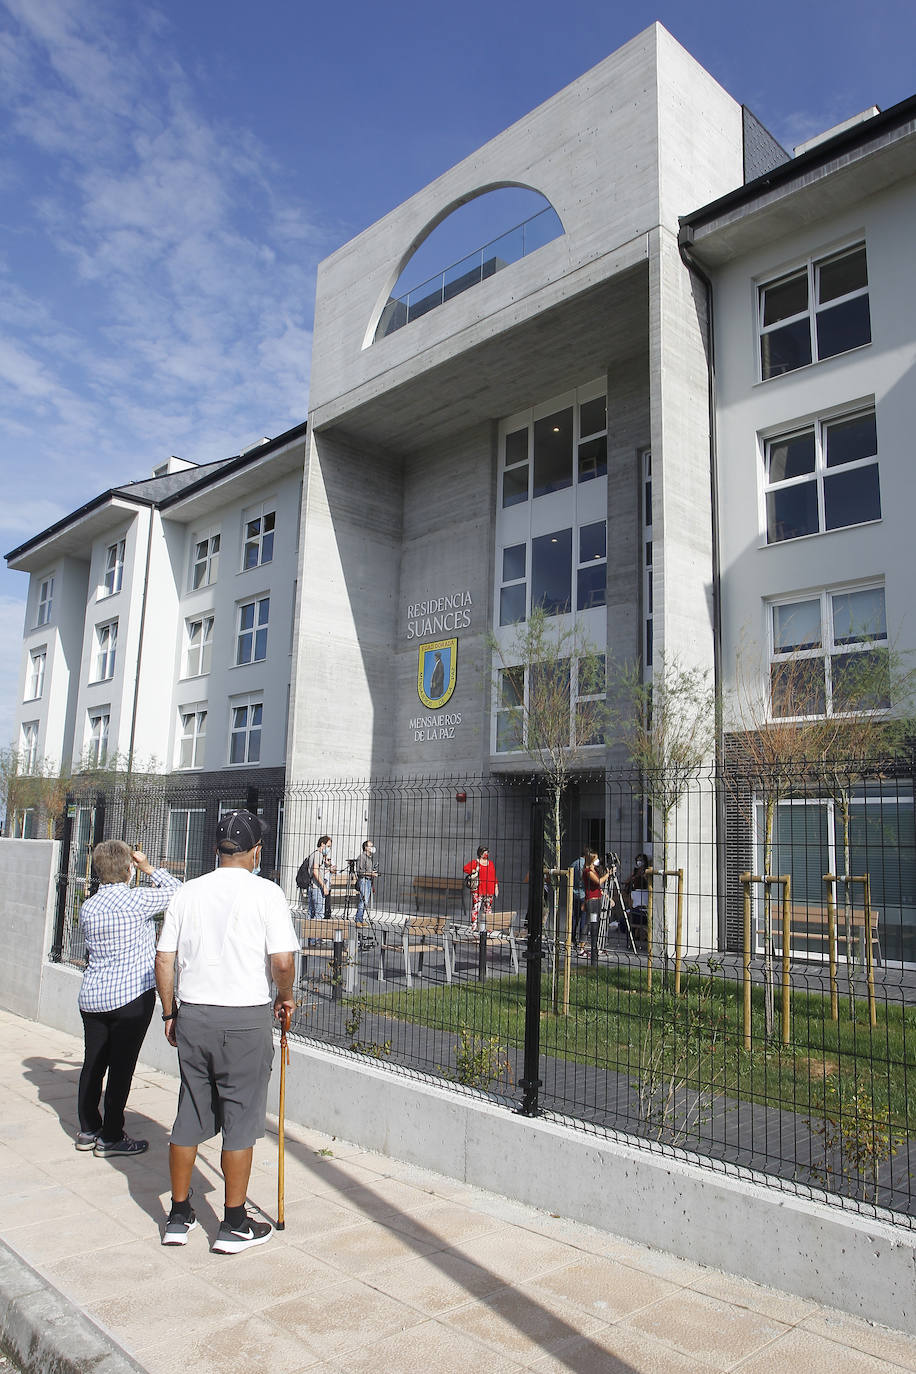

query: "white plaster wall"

left=714, top=175, right=916, bottom=707
left=169, top=465, right=303, bottom=773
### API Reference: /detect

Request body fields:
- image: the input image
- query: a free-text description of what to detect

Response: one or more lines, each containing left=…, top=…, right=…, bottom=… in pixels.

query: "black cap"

left=216, top=809, right=265, bottom=854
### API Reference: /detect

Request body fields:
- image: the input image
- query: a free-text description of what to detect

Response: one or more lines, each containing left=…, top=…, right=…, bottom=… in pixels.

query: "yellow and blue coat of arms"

left=417, top=638, right=457, bottom=709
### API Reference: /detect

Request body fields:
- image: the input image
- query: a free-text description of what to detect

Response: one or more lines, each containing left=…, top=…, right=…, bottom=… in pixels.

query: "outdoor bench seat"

left=412, top=875, right=466, bottom=914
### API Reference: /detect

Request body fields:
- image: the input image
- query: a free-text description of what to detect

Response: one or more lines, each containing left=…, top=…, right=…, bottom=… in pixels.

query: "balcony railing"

left=377, top=205, right=563, bottom=339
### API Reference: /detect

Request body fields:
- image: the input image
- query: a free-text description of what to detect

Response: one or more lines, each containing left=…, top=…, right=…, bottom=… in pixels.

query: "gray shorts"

left=172, top=1003, right=274, bottom=1151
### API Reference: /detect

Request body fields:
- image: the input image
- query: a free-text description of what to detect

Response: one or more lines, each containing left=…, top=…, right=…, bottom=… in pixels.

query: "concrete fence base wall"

left=2, top=839, right=914, bottom=1335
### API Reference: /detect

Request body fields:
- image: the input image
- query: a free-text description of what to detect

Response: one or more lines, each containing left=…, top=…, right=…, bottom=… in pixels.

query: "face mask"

left=322, top=845, right=330, bottom=856
left=368, top=846, right=375, bottom=855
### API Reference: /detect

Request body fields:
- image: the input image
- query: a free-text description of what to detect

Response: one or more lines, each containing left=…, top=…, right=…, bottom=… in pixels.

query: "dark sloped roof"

left=113, top=456, right=235, bottom=503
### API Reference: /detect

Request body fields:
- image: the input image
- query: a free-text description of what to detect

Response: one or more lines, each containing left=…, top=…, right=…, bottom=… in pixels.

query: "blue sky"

left=1, top=0, right=914, bottom=747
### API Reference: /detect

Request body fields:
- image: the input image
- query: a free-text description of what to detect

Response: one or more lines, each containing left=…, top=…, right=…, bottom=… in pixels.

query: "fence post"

left=88, top=792, right=106, bottom=898
left=50, top=805, right=74, bottom=963
left=517, top=793, right=544, bottom=1117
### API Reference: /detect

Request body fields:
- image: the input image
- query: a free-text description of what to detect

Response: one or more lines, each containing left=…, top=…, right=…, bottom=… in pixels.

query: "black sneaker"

left=211, top=1214, right=273, bottom=1254
left=94, top=1134, right=149, bottom=1158
left=75, top=1131, right=99, bottom=1151
left=163, top=1193, right=197, bottom=1246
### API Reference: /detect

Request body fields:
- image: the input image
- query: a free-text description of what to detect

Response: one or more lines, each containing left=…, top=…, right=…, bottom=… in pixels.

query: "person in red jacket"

left=464, top=844, right=499, bottom=930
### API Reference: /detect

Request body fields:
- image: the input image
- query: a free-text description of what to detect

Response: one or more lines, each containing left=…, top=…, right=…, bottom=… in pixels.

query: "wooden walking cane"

left=277, top=1004, right=291, bottom=1230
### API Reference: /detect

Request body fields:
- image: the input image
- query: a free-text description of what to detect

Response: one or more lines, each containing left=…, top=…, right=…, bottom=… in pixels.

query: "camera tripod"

left=600, top=853, right=638, bottom=955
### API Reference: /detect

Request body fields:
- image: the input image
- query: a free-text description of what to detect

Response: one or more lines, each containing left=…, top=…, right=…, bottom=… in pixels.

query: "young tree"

left=611, top=656, right=716, bottom=985
left=810, top=648, right=916, bottom=1012
left=727, top=652, right=824, bottom=1037
left=727, top=640, right=916, bottom=1031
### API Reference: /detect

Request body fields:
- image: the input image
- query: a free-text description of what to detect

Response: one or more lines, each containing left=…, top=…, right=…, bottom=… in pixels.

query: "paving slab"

left=1, top=1007, right=915, bottom=1374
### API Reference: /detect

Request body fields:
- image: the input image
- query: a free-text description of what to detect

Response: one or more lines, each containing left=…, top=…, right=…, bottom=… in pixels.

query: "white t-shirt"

left=158, top=867, right=298, bottom=1006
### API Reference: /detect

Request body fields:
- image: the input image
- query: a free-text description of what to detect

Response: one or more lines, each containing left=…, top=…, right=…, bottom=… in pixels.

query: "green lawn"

left=356, top=963, right=916, bottom=1134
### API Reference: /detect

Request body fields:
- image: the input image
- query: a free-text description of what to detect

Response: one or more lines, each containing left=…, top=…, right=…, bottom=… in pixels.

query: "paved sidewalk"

left=2, top=1010, right=916, bottom=1374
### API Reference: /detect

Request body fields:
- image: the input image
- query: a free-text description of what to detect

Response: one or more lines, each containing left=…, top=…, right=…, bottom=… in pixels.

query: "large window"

left=191, top=530, right=220, bottom=590
left=770, top=584, right=888, bottom=718
left=26, top=649, right=46, bottom=701
left=501, top=390, right=607, bottom=509
left=177, top=708, right=207, bottom=770
left=755, top=789, right=915, bottom=965
left=92, top=620, right=118, bottom=682
left=229, top=697, right=262, bottom=764
left=499, top=522, right=607, bottom=624
left=764, top=407, right=880, bottom=543
left=87, top=709, right=110, bottom=767
left=102, top=539, right=125, bottom=597
left=531, top=529, right=572, bottom=615
left=242, top=506, right=275, bottom=570
left=36, top=576, right=53, bottom=627
left=236, top=597, right=269, bottom=665
left=166, top=807, right=207, bottom=880
left=183, top=615, right=214, bottom=678
left=494, top=655, right=606, bottom=753
left=21, top=721, right=39, bottom=773
left=758, top=243, right=870, bottom=380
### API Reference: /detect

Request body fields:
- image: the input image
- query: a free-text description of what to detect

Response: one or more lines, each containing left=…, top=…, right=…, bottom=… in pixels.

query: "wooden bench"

left=412, top=875, right=466, bottom=915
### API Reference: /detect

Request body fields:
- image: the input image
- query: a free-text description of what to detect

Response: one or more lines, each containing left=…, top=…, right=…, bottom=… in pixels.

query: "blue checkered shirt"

left=78, top=869, right=181, bottom=1012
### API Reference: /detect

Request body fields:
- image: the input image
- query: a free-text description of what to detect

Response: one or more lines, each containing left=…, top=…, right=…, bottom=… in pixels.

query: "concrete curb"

left=0, top=1236, right=146, bottom=1374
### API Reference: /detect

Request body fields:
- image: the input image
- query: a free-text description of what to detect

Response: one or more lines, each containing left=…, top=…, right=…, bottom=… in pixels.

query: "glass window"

left=184, top=615, right=214, bottom=678
left=502, top=466, right=529, bottom=507
left=236, top=597, right=269, bottom=665
left=103, top=540, right=125, bottom=596
left=229, top=699, right=262, bottom=764
left=759, top=244, right=870, bottom=380
left=27, top=649, right=46, bottom=701
left=93, top=620, right=118, bottom=682
left=577, top=436, right=607, bottom=483
left=531, top=529, right=571, bottom=615
left=495, top=667, right=525, bottom=752
left=533, top=408, right=573, bottom=498
left=577, top=521, right=606, bottom=611
left=499, top=544, right=526, bottom=626
left=575, top=653, right=606, bottom=745
left=503, top=545, right=526, bottom=581
left=191, top=532, right=220, bottom=589
left=87, top=709, right=110, bottom=767
left=242, top=510, right=275, bottom=569
left=770, top=585, right=887, bottom=717
left=177, top=710, right=207, bottom=770
left=579, top=396, right=606, bottom=437
left=765, top=408, right=879, bottom=544
left=36, top=576, right=53, bottom=627
left=166, top=808, right=208, bottom=880
left=21, top=721, right=39, bottom=774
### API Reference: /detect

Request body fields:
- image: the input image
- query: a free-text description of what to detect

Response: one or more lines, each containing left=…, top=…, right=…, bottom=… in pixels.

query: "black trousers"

left=78, top=988, right=156, bottom=1140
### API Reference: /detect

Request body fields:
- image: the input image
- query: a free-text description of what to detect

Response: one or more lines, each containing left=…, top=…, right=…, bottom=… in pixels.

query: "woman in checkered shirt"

left=75, top=840, right=181, bottom=1157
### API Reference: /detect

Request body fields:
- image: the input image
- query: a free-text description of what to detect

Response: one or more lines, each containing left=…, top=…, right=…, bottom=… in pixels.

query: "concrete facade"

left=292, top=24, right=748, bottom=790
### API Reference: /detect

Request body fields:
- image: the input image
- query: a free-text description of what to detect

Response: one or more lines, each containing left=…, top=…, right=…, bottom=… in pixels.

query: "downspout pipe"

left=126, top=509, right=155, bottom=781
left=677, top=223, right=727, bottom=952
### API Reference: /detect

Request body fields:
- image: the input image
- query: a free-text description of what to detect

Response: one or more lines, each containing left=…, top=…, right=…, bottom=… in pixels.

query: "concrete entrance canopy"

left=311, top=262, right=649, bottom=455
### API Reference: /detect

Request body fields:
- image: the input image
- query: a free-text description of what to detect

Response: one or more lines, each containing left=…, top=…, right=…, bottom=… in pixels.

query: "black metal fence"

left=48, top=762, right=916, bottom=1224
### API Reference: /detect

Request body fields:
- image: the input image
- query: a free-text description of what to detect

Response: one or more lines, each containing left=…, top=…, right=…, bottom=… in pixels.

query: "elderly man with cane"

left=155, top=809, right=297, bottom=1252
